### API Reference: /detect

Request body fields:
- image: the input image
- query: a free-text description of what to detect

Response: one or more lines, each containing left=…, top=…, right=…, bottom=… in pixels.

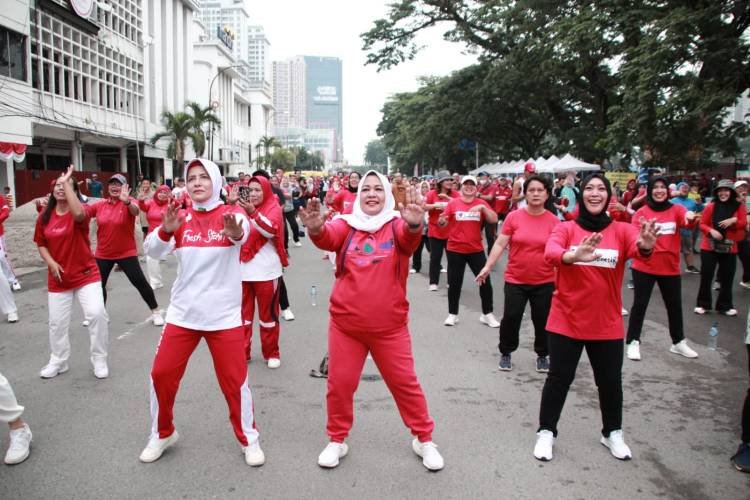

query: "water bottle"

left=707, top=322, right=718, bottom=350
left=310, top=285, right=317, bottom=307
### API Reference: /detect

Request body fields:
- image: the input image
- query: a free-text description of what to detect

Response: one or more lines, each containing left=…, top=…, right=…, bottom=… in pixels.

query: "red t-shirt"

left=501, top=208, right=560, bottom=284
left=631, top=204, right=689, bottom=276
left=544, top=221, right=644, bottom=340
left=34, top=209, right=101, bottom=293
left=494, top=186, right=512, bottom=214
left=138, top=199, right=170, bottom=234
left=698, top=203, right=748, bottom=254
left=425, top=190, right=458, bottom=239
left=309, top=217, right=421, bottom=333
left=444, top=197, right=493, bottom=254
left=88, top=199, right=138, bottom=259
left=329, top=190, right=356, bottom=215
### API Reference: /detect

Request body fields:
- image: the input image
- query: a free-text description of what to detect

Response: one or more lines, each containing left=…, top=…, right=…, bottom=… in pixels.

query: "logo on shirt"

left=182, top=228, right=228, bottom=245
left=455, top=211, right=481, bottom=222
left=570, top=247, right=619, bottom=269
left=654, top=222, right=676, bottom=236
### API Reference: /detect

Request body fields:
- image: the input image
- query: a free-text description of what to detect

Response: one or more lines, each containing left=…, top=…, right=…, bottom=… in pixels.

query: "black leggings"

left=279, top=275, right=290, bottom=311
left=738, top=239, right=750, bottom=283
left=626, top=269, right=684, bottom=345
left=446, top=250, right=493, bottom=315
left=743, top=345, right=750, bottom=443
left=411, top=235, right=430, bottom=272
left=498, top=282, right=553, bottom=356
left=284, top=211, right=300, bottom=245
left=539, top=333, right=623, bottom=437
left=428, top=237, right=447, bottom=285
left=484, top=221, right=497, bottom=256
left=696, top=250, right=736, bottom=312
left=96, top=256, right=158, bottom=310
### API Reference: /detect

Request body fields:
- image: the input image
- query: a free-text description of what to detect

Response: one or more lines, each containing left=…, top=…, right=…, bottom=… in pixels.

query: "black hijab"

left=646, top=177, right=672, bottom=212
left=576, top=173, right=613, bottom=232
left=712, top=185, right=740, bottom=235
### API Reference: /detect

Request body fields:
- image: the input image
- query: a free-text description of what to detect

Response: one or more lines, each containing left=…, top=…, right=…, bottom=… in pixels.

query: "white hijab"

left=338, top=170, right=399, bottom=233
left=184, top=158, right=223, bottom=211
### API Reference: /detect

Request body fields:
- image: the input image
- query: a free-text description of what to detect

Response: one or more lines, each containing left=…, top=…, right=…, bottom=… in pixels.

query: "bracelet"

left=638, top=246, right=653, bottom=256
left=407, top=222, right=422, bottom=230
left=124, top=200, right=131, bottom=206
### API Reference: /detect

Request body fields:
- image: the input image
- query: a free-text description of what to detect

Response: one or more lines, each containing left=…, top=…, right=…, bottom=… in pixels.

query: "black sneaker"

left=499, top=354, right=512, bottom=371
left=731, top=443, right=750, bottom=473
left=686, top=266, right=701, bottom=274
left=536, top=356, right=550, bottom=373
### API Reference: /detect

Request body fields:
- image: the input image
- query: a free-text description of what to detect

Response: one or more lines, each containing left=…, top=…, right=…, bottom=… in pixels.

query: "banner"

left=604, top=171, right=636, bottom=186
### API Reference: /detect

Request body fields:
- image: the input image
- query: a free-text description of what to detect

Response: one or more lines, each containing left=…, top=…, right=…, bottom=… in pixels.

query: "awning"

left=0, top=142, right=27, bottom=162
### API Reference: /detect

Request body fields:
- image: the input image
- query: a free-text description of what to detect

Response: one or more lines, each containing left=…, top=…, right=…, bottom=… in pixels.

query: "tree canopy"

left=363, top=1, right=750, bottom=170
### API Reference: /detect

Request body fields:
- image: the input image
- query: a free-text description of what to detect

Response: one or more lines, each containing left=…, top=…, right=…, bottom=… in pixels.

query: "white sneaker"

left=412, top=439, right=444, bottom=471
left=533, top=430, right=554, bottom=461
left=600, top=430, right=632, bottom=460
left=11, top=281, right=21, bottom=291
left=428, top=284, right=438, bottom=291
left=693, top=306, right=707, bottom=315
left=713, top=281, right=720, bottom=290
left=670, top=339, right=698, bottom=358
left=93, top=359, right=109, bottom=379
left=281, top=308, right=295, bottom=321
left=626, top=340, right=641, bottom=361
left=243, top=440, right=265, bottom=466
left=723, top=309, right=738, bottom=317
left=4, top=424, right=32, bottom=465
left=152, top=313, right=165, bottom=326
left=440, top=268, right=447, bottom=273
left=740, top=281, right=750, bottom=290
left=39, top=362, right=69, bottom=379
left=409, top=268, right=416, bottom=274
left=7, top=311, right=18, bottom=323
left=479, top=313, right=500, bottom=328
left=318, top=442, right=348, bottom=468
left=444, top=314, right=458, bottom=326
left=82, top=319, right=90, bottom=327
left=621, top=307, right=629, bottom=316
left=139, top=431, right=179, bottom=463
left=293, top=241, right=302, bottom=247
left=267, top=358, right=281, bottom=369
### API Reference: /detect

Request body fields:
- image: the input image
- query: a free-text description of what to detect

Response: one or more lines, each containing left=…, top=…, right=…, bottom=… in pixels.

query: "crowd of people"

left=0, top=160, right=748, bottom=475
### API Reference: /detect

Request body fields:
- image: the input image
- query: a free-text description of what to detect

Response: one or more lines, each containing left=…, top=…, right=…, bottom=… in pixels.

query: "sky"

left=248, top=0, right=477, bottom=165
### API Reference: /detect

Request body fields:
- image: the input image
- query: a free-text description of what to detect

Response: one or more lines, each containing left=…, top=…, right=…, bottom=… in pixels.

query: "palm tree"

left=257, top=135, right=282, bottom=167
left=185, top=101, right=221, bottom=157
left=151, top=111, right=193, bottom=165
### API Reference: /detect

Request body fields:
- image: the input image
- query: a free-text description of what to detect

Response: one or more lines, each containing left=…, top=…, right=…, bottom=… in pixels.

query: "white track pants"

left=0, top=372, right=24, bottom=423
left=0, top=246, right=16, bottom=315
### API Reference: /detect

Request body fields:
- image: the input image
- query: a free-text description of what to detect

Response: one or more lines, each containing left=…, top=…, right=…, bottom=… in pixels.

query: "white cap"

left=461, top=175, right=478, bottom=185
left=734, top=180, right=748, bottom=189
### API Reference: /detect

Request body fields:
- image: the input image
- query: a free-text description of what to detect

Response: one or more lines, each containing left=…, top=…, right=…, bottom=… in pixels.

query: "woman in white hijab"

left=299, top=171, right=444, bottom=471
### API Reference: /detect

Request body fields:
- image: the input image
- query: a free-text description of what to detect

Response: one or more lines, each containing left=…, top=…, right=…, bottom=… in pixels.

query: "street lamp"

left=207, top=64, right=243, bottom=161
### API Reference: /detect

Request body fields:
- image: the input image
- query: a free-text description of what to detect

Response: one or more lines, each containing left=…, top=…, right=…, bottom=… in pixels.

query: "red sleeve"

left=500, top=211, right=516, bottom=236
left=622, top=222, right=643, bottom=261
left=699, top=204, right=714, bottom=235
left=138, top=199, right=151, bottom=211
left=86, top=200, right=100, bottom=218
left=736, top=206, right=748, bottom=232
left=33, top=217, right=46, bottom=247
left=0, top=195, right=9, bottom=224
left=544, top=222, right=571, bottom=266
left=394, top=218, right=422, bottom=254
left=443, top=199, right=455, bottom=220
left=309, top=218, right=350, bottom=252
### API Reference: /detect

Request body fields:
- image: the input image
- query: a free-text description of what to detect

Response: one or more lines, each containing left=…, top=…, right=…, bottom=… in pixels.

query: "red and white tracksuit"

left=144, top=204, right=259, bottom=446
left=240, top=176, right=288, bottom=361
left=310, top=217, right=435, bottom=443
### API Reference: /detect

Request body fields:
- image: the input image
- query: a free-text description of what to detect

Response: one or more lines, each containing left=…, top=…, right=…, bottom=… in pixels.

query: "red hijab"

left=153, top=185, right=171, bottom=206
left=240, top=176, right=289, bottom=267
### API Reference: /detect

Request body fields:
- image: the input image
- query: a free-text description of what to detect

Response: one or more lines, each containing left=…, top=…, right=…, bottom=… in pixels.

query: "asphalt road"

left=1, top=230, right=749, bottom=499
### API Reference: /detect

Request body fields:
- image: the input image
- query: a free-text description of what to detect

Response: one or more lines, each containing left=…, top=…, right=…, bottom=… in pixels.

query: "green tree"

left=185, top=101, right=221, bottom=157
left=150, top=111, right=193, bottom=164
left=364, top=139, right=388, bottom=167
left=362, top=0, right=750, bottom=169
left=257, top=136, right=282, bottom=167
left=270, top=148, right=295, bottom=170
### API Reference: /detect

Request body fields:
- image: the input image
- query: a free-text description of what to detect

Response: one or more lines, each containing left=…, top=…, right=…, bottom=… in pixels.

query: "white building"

left=186, top=18, right=272, bottom=175
left=0, top=0, right=198, bottom=206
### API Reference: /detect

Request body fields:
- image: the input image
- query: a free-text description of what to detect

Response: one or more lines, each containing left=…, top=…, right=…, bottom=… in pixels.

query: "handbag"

left=710, top=238, right=734, bottom=253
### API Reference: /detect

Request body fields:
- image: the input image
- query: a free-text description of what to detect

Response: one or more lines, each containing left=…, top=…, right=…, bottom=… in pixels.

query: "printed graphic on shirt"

left=455, top=211, right=482, bottom=222
left=654, top=222, right=676, bottom=235
left=343, top=201, right=352, bottom=212
left=347, top=237, right=393, bottom=267
left=570, top=246, right=619, bottom=269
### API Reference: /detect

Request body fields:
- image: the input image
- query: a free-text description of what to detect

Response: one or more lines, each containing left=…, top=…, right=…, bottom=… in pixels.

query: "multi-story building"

left=0, top=0, right=199, bottom=205
left=272, top=55, right=343, bottom=164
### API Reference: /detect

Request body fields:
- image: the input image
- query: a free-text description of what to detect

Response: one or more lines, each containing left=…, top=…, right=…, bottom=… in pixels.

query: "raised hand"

left=119, top=184, right=132, bottom=203
left=572, top=233, right=603, bottom=263
left=298, top=197, right=327, bottom=235
left=237, top=198, right=256, bottom=217
left=227, top=185, right=239, bottom=205
left=59, top=165, right=74, bottom=185
left=221, top=213, right=244, bottom=240
left=399, top=186, right=425, bottom=227
left=637, top=217, right=659, bottom=250
left=161, top=202, right=185, bottom=233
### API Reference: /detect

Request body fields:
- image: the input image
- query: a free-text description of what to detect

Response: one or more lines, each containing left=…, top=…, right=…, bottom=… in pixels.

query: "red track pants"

left=149, top=324, right=259, bottom=446
left=242, top=279, right=280, bottom=361
left=326, top=320, right=435, bottom=443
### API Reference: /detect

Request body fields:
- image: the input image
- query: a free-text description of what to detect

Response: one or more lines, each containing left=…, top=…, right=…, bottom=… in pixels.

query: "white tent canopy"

left=464, top=154, right=600, bottom=176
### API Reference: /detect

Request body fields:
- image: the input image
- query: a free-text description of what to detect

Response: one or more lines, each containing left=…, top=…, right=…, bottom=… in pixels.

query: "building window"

left=0, top=26, right=27, bottom=81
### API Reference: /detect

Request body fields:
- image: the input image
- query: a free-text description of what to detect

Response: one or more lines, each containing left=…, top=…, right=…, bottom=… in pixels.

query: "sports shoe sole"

left=318, top=443, right=348, bottom=468
left=40, top=365, right=69, bottom=379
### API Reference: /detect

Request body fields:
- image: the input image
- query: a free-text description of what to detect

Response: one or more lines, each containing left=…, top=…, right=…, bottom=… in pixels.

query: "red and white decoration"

left=0, top=143, right=27, bottom=163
